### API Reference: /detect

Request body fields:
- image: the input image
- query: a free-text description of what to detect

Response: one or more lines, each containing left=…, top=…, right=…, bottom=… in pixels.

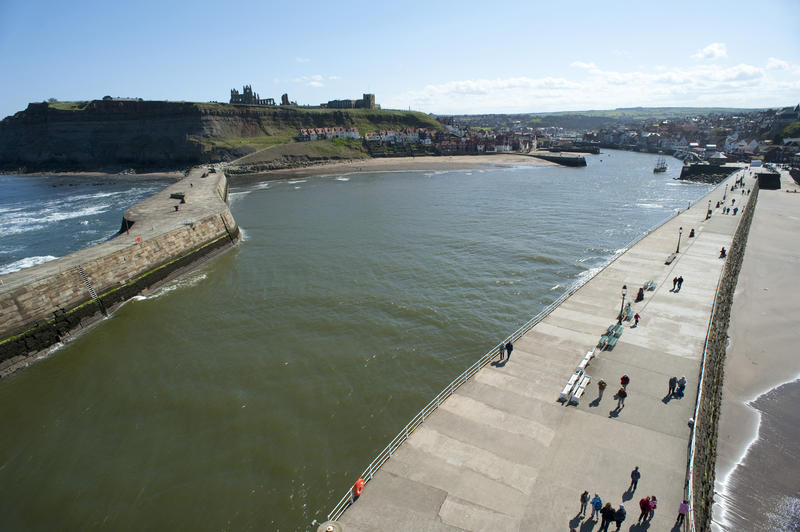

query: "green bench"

left=598, top=324, right=624, bottom=350
left=643, top=280, right=656, bottom=291
left=618, top=302, right=634, bottom=322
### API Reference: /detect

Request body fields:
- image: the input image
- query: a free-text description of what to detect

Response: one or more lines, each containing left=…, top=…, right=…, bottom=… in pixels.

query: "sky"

left=0, top=0, right=798, bottom=120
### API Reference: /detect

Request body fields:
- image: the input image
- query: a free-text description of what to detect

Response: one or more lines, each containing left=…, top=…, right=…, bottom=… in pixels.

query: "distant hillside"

left=0, top=100, right=442, bottom=172
left=450, top=107, right=763, bottom=130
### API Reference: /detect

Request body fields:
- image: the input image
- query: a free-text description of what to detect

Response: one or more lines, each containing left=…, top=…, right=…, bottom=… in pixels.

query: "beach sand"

left=224, top=154, right=553, bottom=185
left=712, top=170, right=800, bottom=530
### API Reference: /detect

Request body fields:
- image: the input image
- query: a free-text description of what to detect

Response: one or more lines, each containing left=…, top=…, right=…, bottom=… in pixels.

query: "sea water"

left=0, top=152, right=714, bottom=530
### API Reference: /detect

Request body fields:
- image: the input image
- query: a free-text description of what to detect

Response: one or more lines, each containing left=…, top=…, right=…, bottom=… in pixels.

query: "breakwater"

left=528, top=152, right=587, bottom=166
left=678, top=163, right=740, bottom=183
left=0, top=167, right=238, bottom=377
left=690, top=180, right=759, bottom=530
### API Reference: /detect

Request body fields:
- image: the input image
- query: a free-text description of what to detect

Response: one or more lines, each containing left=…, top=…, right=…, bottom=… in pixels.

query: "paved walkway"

left=338, top=171, right=753, bottom=531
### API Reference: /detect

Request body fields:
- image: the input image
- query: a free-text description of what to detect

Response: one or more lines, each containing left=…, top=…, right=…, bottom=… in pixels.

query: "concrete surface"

left=338, top=170, right=755, bottom=532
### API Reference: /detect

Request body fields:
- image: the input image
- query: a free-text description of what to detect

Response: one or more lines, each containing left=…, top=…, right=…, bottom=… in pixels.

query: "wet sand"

left=224, top=154, right=553, bottom=185
left=712, top=170, right=800, bottom=530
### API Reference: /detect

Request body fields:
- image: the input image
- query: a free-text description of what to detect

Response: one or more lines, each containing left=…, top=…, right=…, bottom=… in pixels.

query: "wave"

left=0, top=255, right=58, bottom=275
left=335, top=177, right=350, bottom=182
left=287, top=179, right=307, bottom=185
left=133, top=272, right=209, bottom=301
left=635, top=203, right=664, bottom=209
left=0, top=204, right=112, bottom=237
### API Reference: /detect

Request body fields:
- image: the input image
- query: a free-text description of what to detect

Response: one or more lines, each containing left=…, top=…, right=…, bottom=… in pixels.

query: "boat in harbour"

left=654, top=154, right=667, bottom=173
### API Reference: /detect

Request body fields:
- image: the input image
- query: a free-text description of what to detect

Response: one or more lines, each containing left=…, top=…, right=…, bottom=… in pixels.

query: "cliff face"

left=0, top=101, right=441, bottom=171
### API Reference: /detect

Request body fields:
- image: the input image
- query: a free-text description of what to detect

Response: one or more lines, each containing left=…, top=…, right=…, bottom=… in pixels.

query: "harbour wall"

left=0, top=168, right=239, bottom=377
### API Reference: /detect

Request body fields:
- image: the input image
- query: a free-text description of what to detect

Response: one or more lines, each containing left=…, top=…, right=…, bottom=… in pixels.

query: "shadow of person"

left=569, top=513, right=583, bottom=529
left=589, top=397, right=602, bottom=408
left=580, top=518, right=599, bottom=531
left=609, top=407, right=620, bottom=418
left=622, top=487, right=634, bottom=502
left=490, top=359, right=508, bottom=368
left=629, top=522, right=651, bottom=531
left=670, top=523, right=683, bottom=532
left=662, top=393, right=673, bottom=404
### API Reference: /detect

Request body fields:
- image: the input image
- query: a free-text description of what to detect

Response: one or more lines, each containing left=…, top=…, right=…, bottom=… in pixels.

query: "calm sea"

left=0, top=152, right=713, bottom=530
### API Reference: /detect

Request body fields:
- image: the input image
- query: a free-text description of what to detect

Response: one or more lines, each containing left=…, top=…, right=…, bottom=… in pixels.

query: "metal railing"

left=323, top=209, right=682, bottom=524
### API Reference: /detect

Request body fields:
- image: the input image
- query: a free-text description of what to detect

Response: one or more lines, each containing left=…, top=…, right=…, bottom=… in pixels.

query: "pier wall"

left=0, top=170, right=238, bottom=375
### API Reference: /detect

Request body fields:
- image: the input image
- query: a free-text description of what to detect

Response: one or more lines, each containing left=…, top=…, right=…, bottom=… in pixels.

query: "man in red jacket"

left=638, top=496, right=651, bottom=523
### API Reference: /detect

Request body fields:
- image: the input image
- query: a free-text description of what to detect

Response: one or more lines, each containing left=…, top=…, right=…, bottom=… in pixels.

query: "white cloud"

left=296, top=57, right=311, bottom=63
left=570, top=61, right=597, bottom=70
left=692, top=43, right=727, bottom=60
left=766, top=57, right=789, bottom=70
left=328, top=75, right=340, bottom=81
left=386, top=61, right=795, bottom=114
left=308, top=81, right=324, bottom=88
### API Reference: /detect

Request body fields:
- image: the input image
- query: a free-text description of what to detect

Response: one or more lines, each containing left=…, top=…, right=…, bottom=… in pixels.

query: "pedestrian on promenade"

left=676, top=500, right=690, bottom=526
left=648, top=495, right=658, bottom=521
left=672, top=277, right=678, bottom=291
left=600, top=503, right=616, bottom=531
left=629, top=466, right=641, bottom=491
left=638, top=496, right=651, bottom=523
left=598, top=379, right=607, bottom=399
left=579, top=490, right=590, bottom=516
left=614, top=505, right=626, bottom=531
left=633, top=313, right=640, bottom=327
left=616, top=387, right=627, bottom=409
left=677, top=376, right=687, bottom=397
left=620, top=375, right=630, bottom=389
left=505, top=340, right=513, bottom=360
left=720, top=247, right=727, bottom=258
left=689, top=228, right=695, bottom=237
left=733, top=207, right=738, bottom=215
left=668, top=376, right=678, bottom=396
left=635, top=287, right=644, bottom=302
left=590, top=493, right=603, bottom=520
left=677, top=276, right=684, bottom=291
left=498, top=342, right=505, bottom=361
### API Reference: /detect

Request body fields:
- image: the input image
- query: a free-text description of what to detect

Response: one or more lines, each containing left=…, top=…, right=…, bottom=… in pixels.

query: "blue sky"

left=1, top=0, right=798, bottom=119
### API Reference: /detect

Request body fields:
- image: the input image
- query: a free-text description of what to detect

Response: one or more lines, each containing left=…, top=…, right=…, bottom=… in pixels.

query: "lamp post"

left=676, top=226, right=683, bottom=253
left=618, top=285, right=628, bottom=325
left=706, top=200, right=712, bottom=219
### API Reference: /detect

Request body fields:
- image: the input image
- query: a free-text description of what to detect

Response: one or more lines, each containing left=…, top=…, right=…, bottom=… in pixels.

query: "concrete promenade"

left=338, top=171, right=753, bottom=531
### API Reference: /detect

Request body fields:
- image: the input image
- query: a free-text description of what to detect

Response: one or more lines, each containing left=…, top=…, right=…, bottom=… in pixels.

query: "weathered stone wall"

left=691, top=182, right=759, bottom=530
left=0, top=210, right=238, bottom=369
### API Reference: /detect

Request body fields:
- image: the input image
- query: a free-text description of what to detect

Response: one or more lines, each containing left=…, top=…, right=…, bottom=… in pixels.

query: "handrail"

left=322, top=206, right=689, bottom=524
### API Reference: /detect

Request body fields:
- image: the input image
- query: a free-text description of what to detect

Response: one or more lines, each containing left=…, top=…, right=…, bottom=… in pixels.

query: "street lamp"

left=618, top=285, right=628, bottom=325
left=676, top=226, right=683, bottom=253
left=707, top=200, right=712, bottom=219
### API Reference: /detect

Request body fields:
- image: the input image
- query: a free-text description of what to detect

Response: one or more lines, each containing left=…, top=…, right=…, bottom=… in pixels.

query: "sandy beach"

left=711, top=169, right=800, bottom=530
left=224, top=154, right=553, bottom=185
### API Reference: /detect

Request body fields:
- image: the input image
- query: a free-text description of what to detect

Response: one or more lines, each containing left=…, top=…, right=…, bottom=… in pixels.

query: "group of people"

left=668, top=375, right=687, bottom=398
left=579, top=491, right=626, bottom=532
left=671, top=276, right=684, bottom=292
left=497, top=340, right=513, bottom=362
left=597, top=375, right=629, bottom=410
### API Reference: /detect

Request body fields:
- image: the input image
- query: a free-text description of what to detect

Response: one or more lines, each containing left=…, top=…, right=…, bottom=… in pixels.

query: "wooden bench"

left=665, top=253, right=677, bottom=265
left=569, top=374, right=591, bottom=405
left=597, top=334, right=610, bottom=350
left=606, top=335, right=620, bottom=350
left=643, top=280, right=656, bottom=291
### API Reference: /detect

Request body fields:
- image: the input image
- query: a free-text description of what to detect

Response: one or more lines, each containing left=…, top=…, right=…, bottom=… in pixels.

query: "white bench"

left=559, top=370, right=583, bottom=402
left=577, top=349, right=595, bottom=371
left=569, top=374, right=592, bottom=405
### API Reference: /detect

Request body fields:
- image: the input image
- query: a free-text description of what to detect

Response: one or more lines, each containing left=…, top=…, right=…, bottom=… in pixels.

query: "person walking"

left=629, top=466, right=641, bottom=491
left=600, top=502, right=616, bottom=531
left=672, top=276, right=678, bottom=290
left=668, top=376, right=678, bottom=396
left=597, top=379, right=607, bottom=399
left=620, top=375, right=630, bottom=389
left=498, top=342, right=505, bottom=361
left=638, top=496, right=651, bottom=523
left=614, top=505, right=626, bottom=531
left=616, top=387, right=627, bottom=409
left=676, top=500, right=690, bottom=526
left=504, top=340, right=513, bottom=361
left=633, top=313, right=640, bottom=327
left=677, top=276, right=684, bottom=291
left=590, top=493, right=603, bottom=520
left=677, top=376, right=687, bottom=397
left=648, top=495, right=658, bottom=521
left=579, top=490, right=590, bottom=516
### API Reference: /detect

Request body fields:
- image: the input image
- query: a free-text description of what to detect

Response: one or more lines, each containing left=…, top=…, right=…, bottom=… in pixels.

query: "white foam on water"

left=237, top=227, right=248, bottom=242
left=0, top=255, right=58, bottom=275
left=287, top=179, right=307, bottom=184
left=0, top=204, right=112, bottom=237
left=335, top=177, right=350, bottom=182
left=635, top=203, right=664, bottom=209
left=713, top=373, right=800, bottom=531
